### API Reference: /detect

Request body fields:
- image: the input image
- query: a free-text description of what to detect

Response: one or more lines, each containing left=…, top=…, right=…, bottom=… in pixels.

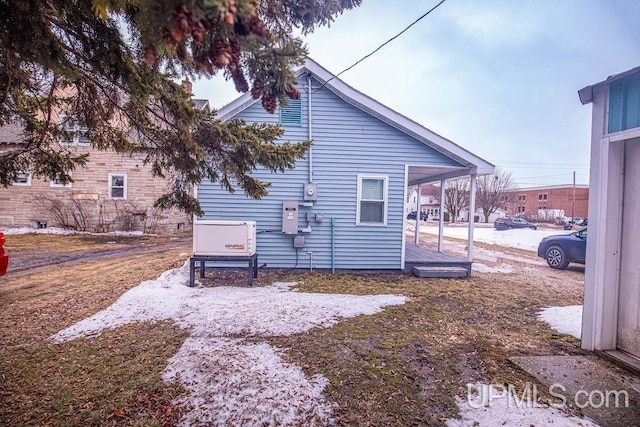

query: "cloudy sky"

left=191, top=0, right=640, bottom=187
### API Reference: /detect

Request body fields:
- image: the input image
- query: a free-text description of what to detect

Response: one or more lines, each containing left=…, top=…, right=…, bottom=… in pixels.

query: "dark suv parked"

left=537, top=227, right=587, bottom=269
left=494, top=217, right=537, bottom=230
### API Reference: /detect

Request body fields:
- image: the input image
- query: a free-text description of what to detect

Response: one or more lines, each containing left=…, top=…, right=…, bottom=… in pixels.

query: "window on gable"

left=13, top=171, right=32, bottom=186
left=109, top=173, right=127, bottom=199
left=357, top=175, right=388, bottom=226
left=279, top=98, right=302, bottom=126
left=60, top=115, right=90, bottom=145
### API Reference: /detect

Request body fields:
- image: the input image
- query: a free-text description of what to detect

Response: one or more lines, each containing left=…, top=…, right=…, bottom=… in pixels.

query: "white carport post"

left=467, top=174, right=477, bottom=262
left=414, top=184, right=421, bottom=245
left=438, top=179, right=445, bottom=252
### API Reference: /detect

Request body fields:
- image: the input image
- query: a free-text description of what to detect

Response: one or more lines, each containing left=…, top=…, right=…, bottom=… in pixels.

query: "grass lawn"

left=0, top=232, right=587, bottom=426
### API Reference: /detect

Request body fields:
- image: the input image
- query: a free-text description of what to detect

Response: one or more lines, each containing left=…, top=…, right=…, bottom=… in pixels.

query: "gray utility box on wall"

left=293, top=235, right=305, bottom=248
left=282, top=201, right=299, bottom=234
left=304, top=183, right=318, bottom=201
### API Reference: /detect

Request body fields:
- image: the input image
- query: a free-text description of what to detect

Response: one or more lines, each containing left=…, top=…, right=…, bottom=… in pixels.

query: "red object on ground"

left=0, top=232, right=8, bottom=276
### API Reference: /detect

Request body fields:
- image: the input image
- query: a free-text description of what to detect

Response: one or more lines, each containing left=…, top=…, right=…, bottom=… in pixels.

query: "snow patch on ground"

left=51, top=262, right=406, bottom=425
left=538, top=305, right=583, bottom=339
left=164, top=337, right=335, bottom=426
left=447, top=383, right=598, bottom=426
left=419, top=224, right=567, bottom=252
left=472, top=262, right=513, bottom=273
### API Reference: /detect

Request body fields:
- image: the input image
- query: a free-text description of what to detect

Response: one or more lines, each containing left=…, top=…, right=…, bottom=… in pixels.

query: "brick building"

left=505, top=184, right=589, bottom=221
left=0, top=97, right=209, bottom=234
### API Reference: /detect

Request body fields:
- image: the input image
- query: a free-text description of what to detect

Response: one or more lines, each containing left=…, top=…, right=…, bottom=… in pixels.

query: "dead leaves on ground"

left=0, top=321, right=189, bottom=427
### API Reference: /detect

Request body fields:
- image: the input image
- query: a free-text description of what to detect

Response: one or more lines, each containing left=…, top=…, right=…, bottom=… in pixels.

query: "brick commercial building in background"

left=505, top=184, right=589, bottom=221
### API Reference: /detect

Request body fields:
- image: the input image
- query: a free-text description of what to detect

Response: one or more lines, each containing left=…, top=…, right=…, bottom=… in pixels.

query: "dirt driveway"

left=5, top=233, right=192, bottom=277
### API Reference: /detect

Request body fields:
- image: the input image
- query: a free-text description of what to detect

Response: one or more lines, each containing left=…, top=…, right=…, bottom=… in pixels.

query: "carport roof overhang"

left=407, top=164, right=492, bottom=186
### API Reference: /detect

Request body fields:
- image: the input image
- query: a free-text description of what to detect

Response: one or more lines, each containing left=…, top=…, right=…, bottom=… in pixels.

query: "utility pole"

left=572, top=171, right=576, bottom=221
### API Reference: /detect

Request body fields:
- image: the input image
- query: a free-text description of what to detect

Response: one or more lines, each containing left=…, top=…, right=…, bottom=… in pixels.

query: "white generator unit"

left=193, top=220, right=256, bottom=256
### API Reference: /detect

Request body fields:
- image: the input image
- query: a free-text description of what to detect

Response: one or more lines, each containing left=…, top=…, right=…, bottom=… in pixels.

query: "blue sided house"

left=195, top=58, right=494, bottom=275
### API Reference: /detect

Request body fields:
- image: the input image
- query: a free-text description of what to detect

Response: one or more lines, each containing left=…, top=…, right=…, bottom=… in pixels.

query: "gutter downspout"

left=307, top=73, right=313, bottom=183
left=331, top=217, right=336, bottom=273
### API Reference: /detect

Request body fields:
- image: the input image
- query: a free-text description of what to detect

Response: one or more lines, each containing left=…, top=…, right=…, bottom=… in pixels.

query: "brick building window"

left=50, top=172, right=72, bottom=188
left=109, top=173, right=127, bottom=199
left=13, top=171, right=32, bottom=186
left=59, top=115, right=90, bottom=145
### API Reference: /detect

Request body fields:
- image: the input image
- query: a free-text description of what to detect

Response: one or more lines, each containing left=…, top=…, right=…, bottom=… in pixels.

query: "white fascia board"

left=578, top=65, right=640, bottom=105
left=216, top=92, right=258, bottom=122
left=408, top=168, right=476, bottom=186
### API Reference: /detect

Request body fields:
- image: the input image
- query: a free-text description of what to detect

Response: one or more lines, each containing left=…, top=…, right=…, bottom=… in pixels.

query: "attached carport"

left=403, top=155, right=494, bottom=275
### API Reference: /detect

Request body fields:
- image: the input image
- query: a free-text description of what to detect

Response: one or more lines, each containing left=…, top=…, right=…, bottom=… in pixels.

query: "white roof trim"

left=216, top=57, right=495, bottom=175
left=578, top=65, right=640, bottom=105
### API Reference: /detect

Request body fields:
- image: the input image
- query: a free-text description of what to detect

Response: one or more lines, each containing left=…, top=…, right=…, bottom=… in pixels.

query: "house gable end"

left=216, top=58, right=494, bottom=175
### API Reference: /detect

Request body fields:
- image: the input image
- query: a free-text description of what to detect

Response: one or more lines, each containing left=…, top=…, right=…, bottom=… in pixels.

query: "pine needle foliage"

left=0, top=0, right=360, bottom=214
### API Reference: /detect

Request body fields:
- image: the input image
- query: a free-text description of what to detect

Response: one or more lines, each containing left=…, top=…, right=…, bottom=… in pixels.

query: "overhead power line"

left=314, top=0, right=448, bottom=92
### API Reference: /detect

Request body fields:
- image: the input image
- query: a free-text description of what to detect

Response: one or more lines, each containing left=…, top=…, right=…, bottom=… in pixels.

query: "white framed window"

left=108, top=173, right=127, bottom=199
left=356, top=174, right=388, bottom=226
left=50, top=172, right=72, bottom=188
left=59, top=115, right=90, bottom=145
left=12, top=171, right=32, bottom=186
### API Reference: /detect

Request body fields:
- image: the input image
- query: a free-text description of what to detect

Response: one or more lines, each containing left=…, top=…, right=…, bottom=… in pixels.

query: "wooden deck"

left=404, top=243, right=471, bottom=275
